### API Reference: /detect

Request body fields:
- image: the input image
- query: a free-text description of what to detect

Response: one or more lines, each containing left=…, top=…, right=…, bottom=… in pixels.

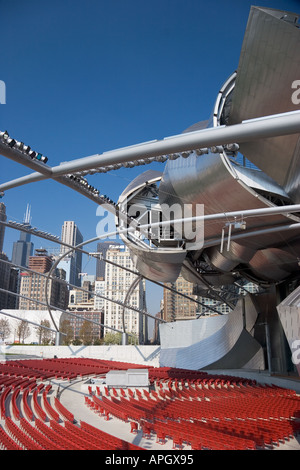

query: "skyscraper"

left=0, top=202, right=7, bottom=253
left=104, top=244, right=146, bottom=343
left=0, top=202, right=18, bottom=309
left=19, top=249, right=68, bottom=311
left=163, top=275, right=198, bottom=322
left=11, top=204, right=34, bottom=268
left=96, top=241, right=118, bottom=279
left=0, top=252, right=18, bottom=309
left=60, top=221, right=83, bottom=287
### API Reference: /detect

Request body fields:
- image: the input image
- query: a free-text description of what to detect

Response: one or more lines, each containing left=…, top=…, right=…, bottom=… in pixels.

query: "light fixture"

left=15, top=141, right=24, bottom=151
left=195, top=148, right=209, bottom=155
left=155, top=155, right=168, bottom=162
left=181, top=151, right=190, bottom=158
left=0, top=130, right=9, bottom=140
left=210, top=145, right=224, bottom=153
left=7, top=139, right=16, bottom=148
left=226, top=143, right=239, bottom=152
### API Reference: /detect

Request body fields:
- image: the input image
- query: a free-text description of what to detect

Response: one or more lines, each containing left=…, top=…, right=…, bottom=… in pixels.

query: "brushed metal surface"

left=277, top=285, right=300, bottom=375
left=159, top=294, right=262, bottom=370
left=116, top=6, right=300, bottom=287
left=228, top=6, right=300, bottom=201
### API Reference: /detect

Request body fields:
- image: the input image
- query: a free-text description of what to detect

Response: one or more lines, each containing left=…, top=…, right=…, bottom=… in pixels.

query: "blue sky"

left=1, top=0, right=299, bottom=316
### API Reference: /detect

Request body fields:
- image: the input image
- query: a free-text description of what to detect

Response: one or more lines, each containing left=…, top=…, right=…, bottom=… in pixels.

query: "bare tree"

left=15, top=320, right=30, bottom=344
left=0, top=318, right=10, bottom=341
left=60, top=319, right=73, bottom=345
left=36, top=319, right=52, bottom=345
left=79, top=320, right=93, bottom=345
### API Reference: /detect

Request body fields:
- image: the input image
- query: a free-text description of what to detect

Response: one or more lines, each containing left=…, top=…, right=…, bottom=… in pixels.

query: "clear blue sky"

left=1, top=0, right=299, bottom=316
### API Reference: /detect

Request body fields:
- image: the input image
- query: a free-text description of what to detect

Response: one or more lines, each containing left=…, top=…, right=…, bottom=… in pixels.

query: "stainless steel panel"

left=277, top=285, right=300, bottom=375
left=228, top=6, right=300, bottom=201
left=159, top=151, right=298, bottom=245
left=248, top=247, right=299, bottom=281
left=117, top=6, right=300, bottom=287
left=159, top=294, right=261, bottom=370
left=128, top=243, right=186, bottom=283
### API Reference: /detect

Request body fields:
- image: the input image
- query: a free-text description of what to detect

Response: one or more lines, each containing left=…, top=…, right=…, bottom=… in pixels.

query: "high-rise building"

left=68, top=279, right=95, bottom=311
left=96, top=241, right=118, bottom=279
left=11, top=204, right=34, bottom=268
left=29, top=248, right=52, bottom=273
left=163, top=275, right=198, bottom=322
left=94, top=277, right=105, bottom=311
left=104, top=245, right=146, bottom=343
left=60, top=221, right=83, bottom=287
left=66, top=276, right=104, bottom=344
left=19, top=249, right=68, bottom=311
left=0, top=203, right=19, bottom=309
left=0, top=253, right=18, bottom=309
left=0, top=202, right=7, bottom=253
left=65, top=310, right=104, bottom=343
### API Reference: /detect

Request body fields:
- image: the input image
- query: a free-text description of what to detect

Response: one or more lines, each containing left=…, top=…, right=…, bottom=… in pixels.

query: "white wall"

left=2, top=344, right=161, bottom=367
left=1, top=310, right=62, bottom=344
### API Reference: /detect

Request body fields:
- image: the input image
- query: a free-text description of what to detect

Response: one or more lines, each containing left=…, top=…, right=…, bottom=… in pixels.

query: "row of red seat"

left=20, top=418, right=63, bottom=450
left=22, top=388, right=34, bottom=421
left=5, top=417, right=44, bottom=450
left=54, top=397, right=74, bottom=422
left=43, top=390, right=60, bottom=422
left=32, top=388, right=47, bottom=422
left=0, top=358, right=151, bottom=450
left=35, top=418, right=82, bottom=450
left=0, top=424, right=23, bottom=450
left=0, top=386, right=10, bottom=419
left=79, top=419, right=143, bottom=450
left=88, top=378, right=300, bottom=450
left=1, top=357, right=300, bottom=450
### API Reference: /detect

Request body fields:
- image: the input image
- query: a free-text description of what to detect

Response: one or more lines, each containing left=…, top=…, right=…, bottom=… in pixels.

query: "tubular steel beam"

left=1, top=111, right=300, bottom=192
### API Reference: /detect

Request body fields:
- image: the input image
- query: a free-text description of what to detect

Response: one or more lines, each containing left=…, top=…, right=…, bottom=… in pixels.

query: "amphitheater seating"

left=32, top=388, right=47, bottom=422
left=0, top=424, right=23, bottom=450
left=22, top=388, right=34, bottom=421
left=35, top=418, right=83, bottom=450
left=80, top=420, right=143, bottom=450
left=20, top=418, right=63, bottom=450
left=5, top=417, right=44, bottom=450
left=54, top=397, right=74, bottom=422
left=0, top=386, right=10, bottom=419
left=42, top=390, right=60, bottom=422
left=11, top=387, right=20, bottom=420
left=0, top=357, right=299, bottom=450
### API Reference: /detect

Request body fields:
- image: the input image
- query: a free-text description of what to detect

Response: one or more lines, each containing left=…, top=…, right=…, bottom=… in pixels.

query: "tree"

left=73, top=337, right=82, bottom=345
left=16, top=320, right=30, bottom=344
left=103, top=332, right=122, bottom=345
left=35, top=319, right=52, bottom=345
left=60, top=319, right=73, bottom=345
left=0, top=318, right=11, bottom=342
left=79, top=320, right=93, bottom=345
left=93, top=338, right=103, bottom=345
left=128, top=332, right=138, bottom=345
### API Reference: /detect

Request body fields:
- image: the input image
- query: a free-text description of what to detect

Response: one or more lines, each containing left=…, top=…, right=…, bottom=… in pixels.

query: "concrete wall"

left=2, top=344, right=161, bottom=367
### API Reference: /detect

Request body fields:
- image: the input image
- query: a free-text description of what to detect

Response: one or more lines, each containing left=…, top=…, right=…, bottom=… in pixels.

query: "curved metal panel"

left=127, top=243, right=186, bottom=283
left=159, top=150, right=298, bottom=247
left=207, top=241, right=256, bottom=272
left=277, top=285, right=300, bottom=376
left=116, top=6, right=300, bottom=288
left=248, top=247, right=299, bottom=282
left=118, top=169, right=162, bottom=203
left=159, top=294, right=260, bottom=370
left=228, top=6, right=300, bottom=201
